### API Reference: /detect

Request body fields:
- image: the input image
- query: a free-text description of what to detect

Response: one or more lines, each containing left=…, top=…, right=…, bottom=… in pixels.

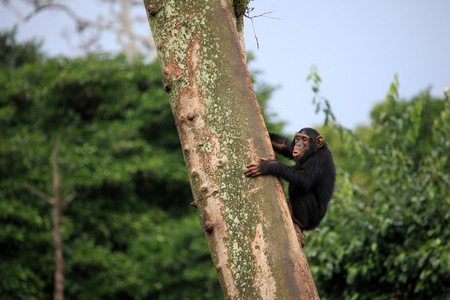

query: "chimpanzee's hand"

left=244, top=158, right=269, bottom=177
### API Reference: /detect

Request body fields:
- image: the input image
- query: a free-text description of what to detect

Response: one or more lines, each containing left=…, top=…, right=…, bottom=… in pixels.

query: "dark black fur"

left=250, top=128, right=336, bottom=230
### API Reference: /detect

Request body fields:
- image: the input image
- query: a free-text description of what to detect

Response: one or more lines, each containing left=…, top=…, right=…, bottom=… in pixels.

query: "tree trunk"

left=143, top=1, right=319, bottom=298
left=51, top=140, right=64, bottom=300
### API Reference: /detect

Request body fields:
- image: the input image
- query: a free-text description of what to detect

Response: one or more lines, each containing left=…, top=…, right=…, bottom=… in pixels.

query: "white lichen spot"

left=233, top=241, right=239, bottom=251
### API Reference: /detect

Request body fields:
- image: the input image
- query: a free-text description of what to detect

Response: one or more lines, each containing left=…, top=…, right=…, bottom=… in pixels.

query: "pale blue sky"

left=2, top=1, right=449, bottom=133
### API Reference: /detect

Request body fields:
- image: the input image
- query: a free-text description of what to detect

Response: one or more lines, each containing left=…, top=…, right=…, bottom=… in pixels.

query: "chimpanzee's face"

left=293, top=133, right=311, bottom=160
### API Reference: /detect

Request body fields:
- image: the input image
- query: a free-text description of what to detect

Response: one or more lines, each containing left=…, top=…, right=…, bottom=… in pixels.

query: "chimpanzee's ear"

left=317, top=135, right=325, bottom=148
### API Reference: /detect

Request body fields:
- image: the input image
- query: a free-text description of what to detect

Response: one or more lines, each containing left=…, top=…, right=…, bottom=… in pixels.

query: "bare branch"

left=23, top=183, right=53, bottom=204
left=24, top=3, right=83, bottom=23
left=63, top=191, right=77, bottom=206
left=244, top=11, right=276, bottom=50
left=244, top=10, right=275, bottom=20
left=2, top=0, right=156, bottom=57
left=1, top=0, right=24, bottom=19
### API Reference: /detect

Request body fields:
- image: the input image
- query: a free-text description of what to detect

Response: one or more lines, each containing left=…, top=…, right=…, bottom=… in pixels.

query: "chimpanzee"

left=244, top=128, right=336, bottom=231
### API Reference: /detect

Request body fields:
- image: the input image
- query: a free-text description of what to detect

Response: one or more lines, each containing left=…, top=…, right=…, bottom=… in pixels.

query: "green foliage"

left=62, top=211, right=221, bottom=300
left=0, top=26, right=43, bottom=68
left=308, top=78, right=450, bottom=299
left=307, top=64, right=336, bottom=126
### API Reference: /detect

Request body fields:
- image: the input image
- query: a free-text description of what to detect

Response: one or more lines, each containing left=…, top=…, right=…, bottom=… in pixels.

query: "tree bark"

left=143, top=1, right=319, bottom=299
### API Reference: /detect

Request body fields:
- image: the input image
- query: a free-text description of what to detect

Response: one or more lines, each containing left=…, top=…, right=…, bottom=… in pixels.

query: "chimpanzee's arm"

left=245, top=159, right=315, bottom=191
left=269, top=133, right=294, bottom=159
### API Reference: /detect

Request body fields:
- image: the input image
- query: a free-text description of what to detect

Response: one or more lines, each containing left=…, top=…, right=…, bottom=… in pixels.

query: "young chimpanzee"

left=244, top=128, right=336, bottom=231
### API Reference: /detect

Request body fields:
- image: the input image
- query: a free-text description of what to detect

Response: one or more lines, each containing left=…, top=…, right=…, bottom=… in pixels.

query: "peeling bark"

left=143, top=0, right=319, bottom=298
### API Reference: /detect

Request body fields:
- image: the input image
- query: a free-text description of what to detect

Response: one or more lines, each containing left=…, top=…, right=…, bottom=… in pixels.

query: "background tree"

left=24, top=139, right=76, bottom=300
left=1, top=0, right=155, bottom=57
left=307, top=78, right=450, bottom=299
